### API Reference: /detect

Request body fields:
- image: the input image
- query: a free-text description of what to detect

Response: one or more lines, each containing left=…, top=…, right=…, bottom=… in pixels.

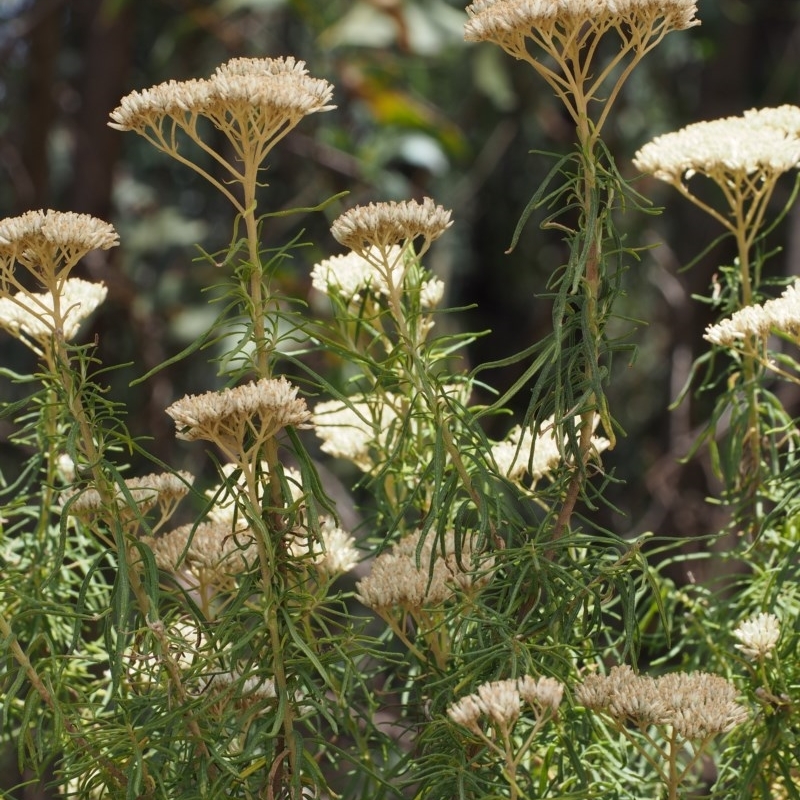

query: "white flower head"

left=310, top=246, right=405, bottom=302
left=704, top=280, right=800, bottom=347
left=633, top=116, right=800, bottom=186
left=312, top=394, right=399, bottom=472
left=0, top=279, right=107, bottom=347
left=315, top=519, right=359, bottom=576
left=733, top=612, right=780, bottom=660
left=492, top=416, right=609, bottom=487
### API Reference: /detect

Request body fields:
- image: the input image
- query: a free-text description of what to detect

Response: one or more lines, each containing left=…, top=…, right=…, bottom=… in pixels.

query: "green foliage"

left=1, top=3, right=799, bottom=800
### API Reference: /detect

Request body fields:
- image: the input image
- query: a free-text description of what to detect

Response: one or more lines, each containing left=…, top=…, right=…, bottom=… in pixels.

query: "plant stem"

left=0, top=608, right=129, bottom=789
left=551, top=134, right=604, bottom=544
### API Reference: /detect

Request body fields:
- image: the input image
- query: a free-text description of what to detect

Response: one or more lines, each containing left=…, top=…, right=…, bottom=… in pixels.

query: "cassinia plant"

left=0, top=2, right=798, bottom=799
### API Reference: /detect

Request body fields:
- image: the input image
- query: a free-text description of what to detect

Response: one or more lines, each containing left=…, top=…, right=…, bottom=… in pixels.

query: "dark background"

left=2, top=0, right=800, bottom=576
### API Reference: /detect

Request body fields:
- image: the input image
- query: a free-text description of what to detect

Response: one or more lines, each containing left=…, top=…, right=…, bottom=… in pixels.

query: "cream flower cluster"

left=311, top=244, right=446, bottom=310
left=289, top=518, right=360, bottom=577
left=311, top=394, right=399, bottom=472
left=142, top=520, right=257, bottom=577
left=575, top=665, right=748, bottom=741
left=0, top=279, right=107, bottom=346
left=448, top=674, right=564, bottom=733
left=166, top=376, right=311, bottom=448
left=464, top=0, right=699, bottom=46
left=310, top=245, right=407, bottom=302
left=109, top=56, right=334, bottom=137
left=732, top=612, right=780, bottom=660
left=633, top=110, right=800, bottom=186
left=330, top=198, right=452, bottom=257
left=491, top=416, right=610, bottom=486
left=203, top=669, right=277, bottom=705
left=744, top=104, right=800, bottom=137
left=704, top=280, right=800, bottom=347
left=67, top=471, right=193, bottom=521
left=0, top=209, right=119, bottom=267
left=356, top=529, right=493, bottom=611
left=0, top=210, right=116, bottom=348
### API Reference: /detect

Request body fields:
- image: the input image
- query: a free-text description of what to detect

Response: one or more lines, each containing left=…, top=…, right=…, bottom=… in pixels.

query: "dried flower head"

left=517, top=674, right=564, bottom=713
left=447, top=693, right=483, bottom=732
left=208, top=56, right=334, bottom=125
left=330, top=198, right=452, bottom=257
left=165, top=377, right=311, bottom=455
left=575, top=665, right=748, bottom=741
left=633, top=115, right=800, bottom=187
left=0, top=278, right=107, bottom=348
left=733, top=612, right=780, bottom=660
left=356, top=529, right=492, bottom=611
left=0, top=210, right=119, bottom=285
left=464, top=0, right=699, bottom=50
left=67, top=471, right=193, bottom=524
left=657, top=671, right=749, bottom=741
left=107, top=78, right=213, bottom=133
left=704, top=280, right=800, bottom=347
left=143, top=520, right=257, bottom=577
left=476, top=678, right=522, bottom=727
left=448, top=674, right=564, bottom=734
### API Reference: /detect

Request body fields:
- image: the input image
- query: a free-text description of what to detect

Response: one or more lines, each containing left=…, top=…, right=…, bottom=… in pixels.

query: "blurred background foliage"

left=2, top=0, right=800, bottom=615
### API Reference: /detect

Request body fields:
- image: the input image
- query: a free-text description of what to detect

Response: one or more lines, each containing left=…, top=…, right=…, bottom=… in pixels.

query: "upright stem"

left=552, top=129, right=604, bottom=543
left=242, top=458, right=298, bottom=789
left=34, top=337, right=212, bottom=771
left=238, top=164, right=299, bottom=790
left=381, top=250, right=499, bottom=545
left=0, top=610, right=129, bottom=788
left=666, top=729, right=680, bottom=800
left=734, top=226, right=763, bottom=532
left=242, top=187, right=270, bottom=380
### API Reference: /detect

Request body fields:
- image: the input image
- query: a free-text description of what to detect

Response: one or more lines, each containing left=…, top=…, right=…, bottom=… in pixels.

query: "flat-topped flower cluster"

left=633, top=107, right=800, bottom=187
left=0, top=210, right=117, bottom=353
left=575, top=665, right=748, bottom=741
left=356, top=528, right=494, bottom=611
left=704, top=280, right=800, bottom=347
left=448, top=674, right=564, bottom=733
left=109, top=56, right=334, bottom=139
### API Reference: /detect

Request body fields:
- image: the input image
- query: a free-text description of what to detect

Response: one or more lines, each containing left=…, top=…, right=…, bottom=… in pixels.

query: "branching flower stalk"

left=327, top=199, right=497, bottom=540
left=109, top=56, right=334, bottom=381
left=164, top=376, right=312, bottom=787
left=634, top=111, right=800, bottom=530
left=465, top=0, right=700, bottom=540
left=0, top=211, right=215, bottom=787
left=576, top=666, right=749, bottom=799
left=111, top=59, right=335, bottom=792
left=447, top=675, right=564, bottom=800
